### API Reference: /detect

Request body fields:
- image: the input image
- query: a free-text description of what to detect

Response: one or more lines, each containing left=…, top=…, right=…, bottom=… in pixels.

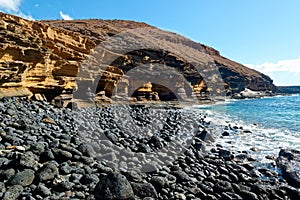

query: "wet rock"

left=218, top=149, right=232, bottom=161
left=276, top=149, right=300, bottom=187
left=222, top=131, right=230, bottom=136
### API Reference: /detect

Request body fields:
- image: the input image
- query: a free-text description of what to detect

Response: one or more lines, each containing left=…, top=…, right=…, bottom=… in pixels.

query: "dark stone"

left=123, top=171, right=143, bottom=183
left=276, top=149, right=300, bottom=187
left=148, top=136, right=163, bottom=149
left=150, top=176, right=165, bottom=191
left=1, top=169, right=15, bottom=180
left=0, top=182, right=5, bottom=193
left=19, top=151, right=39, bottom=169
left=40, top=150, right=55, bottom=162
left=9, top=169, right=35, bottom=187
left=60, top=162, right=73, bottom=174
left=198, top=182, right=214, bottom=194
left=94, top=172, right=134, bottom=200
left=239, top=190, right=258, bottom=200
left=3, top=185, right=23, bottom=200
left=78, top=143, right=96, bottom=157
left=222, top=131, right=230, bottom=136
left=242, top=163, right=254, bottom=171
left=131, top=182, right=158, bottom=198
left=38, top=162, right=59, bottom=182
left=172, top=170, right=190, bottom=182
left=218, top=149, right=232, bottom=161
left=280, top=185, right=300, bottom=200
left=137, top=143, right=152, bottom=153
left=197, top=130, right=214, bottom=142
left=213, top=180, right=233, bottom=193
left=80, top=174, right=100, bottom=185
left=32, top=141, right=48, bottom=155
left=35, top=183, right=52, bottom=197
left=53, top=148, right=73, bottom=161
left=53, top=179, right=73, bottom=192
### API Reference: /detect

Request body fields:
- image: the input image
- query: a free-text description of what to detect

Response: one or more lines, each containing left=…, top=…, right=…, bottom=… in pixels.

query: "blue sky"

left=0, top=0, right=299, bottom=86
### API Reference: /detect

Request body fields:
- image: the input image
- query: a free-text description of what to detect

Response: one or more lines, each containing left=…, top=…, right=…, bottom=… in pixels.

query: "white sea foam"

left=189, top=103, right=300, bottom=168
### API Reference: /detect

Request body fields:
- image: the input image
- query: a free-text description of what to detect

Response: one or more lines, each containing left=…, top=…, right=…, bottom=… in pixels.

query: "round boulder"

left=94, top=172, right=134, bottom=200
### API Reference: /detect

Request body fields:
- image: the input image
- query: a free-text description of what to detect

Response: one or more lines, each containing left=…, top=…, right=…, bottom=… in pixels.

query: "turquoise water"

left=222, top=94, right=300, bottom=132
left=193, top=94, right=300, bottom=164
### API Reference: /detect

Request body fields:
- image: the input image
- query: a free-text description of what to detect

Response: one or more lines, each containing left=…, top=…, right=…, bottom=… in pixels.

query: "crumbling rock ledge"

left=0, top=12, right=276, bottom=106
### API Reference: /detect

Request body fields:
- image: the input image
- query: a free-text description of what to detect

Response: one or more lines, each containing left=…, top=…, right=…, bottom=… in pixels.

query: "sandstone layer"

left=0, top=12, right=276, bottom=105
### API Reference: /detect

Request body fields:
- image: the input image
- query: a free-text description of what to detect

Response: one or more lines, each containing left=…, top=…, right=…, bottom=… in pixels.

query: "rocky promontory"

left=0, top=12, right=276, bottom=105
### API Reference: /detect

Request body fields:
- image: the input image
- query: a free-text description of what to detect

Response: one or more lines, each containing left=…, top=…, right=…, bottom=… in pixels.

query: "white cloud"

left=245, top=58, right=300, bottom=73
left=0, top=0, right=34, bottom=20
left=59, top=11, right=73, bottom=20
left=0, top=0, right=21, bottom=12
left=16, top=11, right=34, bottom=20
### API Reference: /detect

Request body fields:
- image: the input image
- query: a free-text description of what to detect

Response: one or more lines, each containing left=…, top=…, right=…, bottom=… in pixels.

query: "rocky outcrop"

left=0, top=12, right=276, bottom=104
left=232, top=88, right=274, bottom=99
left=276, top=149, right=300, bottom=187
left=44, top=19, right=276, bottom=96
left=0, top=12, right=95, bottom=101
left=276, top=86, right=300, bottom=94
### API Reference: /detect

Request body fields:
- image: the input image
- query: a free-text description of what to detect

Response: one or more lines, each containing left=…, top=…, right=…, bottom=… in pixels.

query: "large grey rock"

left=38, top=162, right=59, bottom=182
left=276, top=149, right=300, bottom=187
left=3, top=185, right=23, bottom=200
left=94, top=172, right=134, bottom=200
left=131, top=182, right=158, bottom=198
left=9, top=169, right=35, bottom=187
left=19, top=151, right=39, bottom=169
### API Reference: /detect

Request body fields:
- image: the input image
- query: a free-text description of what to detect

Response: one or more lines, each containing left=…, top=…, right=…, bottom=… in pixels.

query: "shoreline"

left=0, top=97, right=299, bottom=199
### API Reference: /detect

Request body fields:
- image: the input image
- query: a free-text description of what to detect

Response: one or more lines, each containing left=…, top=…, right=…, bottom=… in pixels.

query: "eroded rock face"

left=0, top=12, right=95, bottom=100
left=0, top=12, right=276, bottom=104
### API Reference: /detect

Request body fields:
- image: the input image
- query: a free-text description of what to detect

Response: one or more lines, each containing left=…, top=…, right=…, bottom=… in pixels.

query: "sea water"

left=193, top=94, right=300, bottom=166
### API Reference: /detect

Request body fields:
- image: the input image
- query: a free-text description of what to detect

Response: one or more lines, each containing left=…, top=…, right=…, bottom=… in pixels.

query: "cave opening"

left=131, top=83, right=178, bottom=101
